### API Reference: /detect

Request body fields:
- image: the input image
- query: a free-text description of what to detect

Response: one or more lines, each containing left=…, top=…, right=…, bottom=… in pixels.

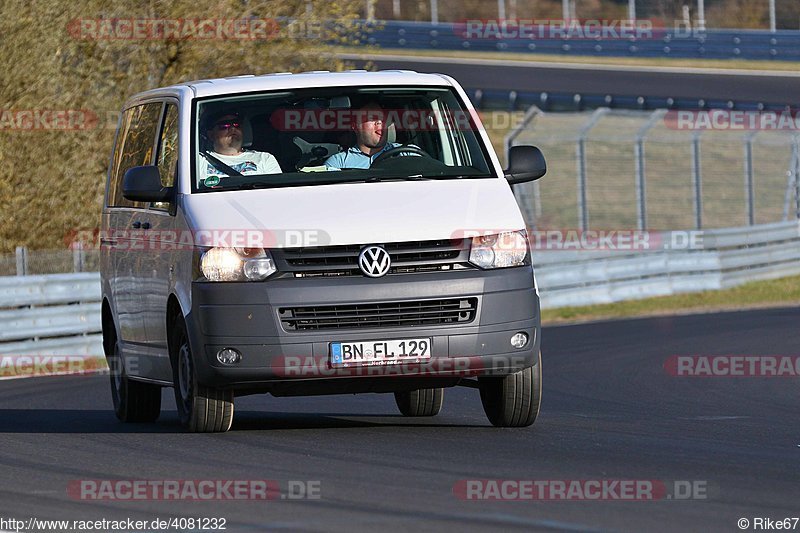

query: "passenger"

left=199, top=111, right=281, bottom=182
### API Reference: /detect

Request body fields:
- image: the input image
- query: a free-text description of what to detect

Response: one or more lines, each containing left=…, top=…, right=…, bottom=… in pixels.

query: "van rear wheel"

left=479, top=352, right=541, bottom=427
left=172, top=319, right=234, bottom=432
left=108, top=338, right=161, bottom=423
left=394, top=388, right=444, bottom=417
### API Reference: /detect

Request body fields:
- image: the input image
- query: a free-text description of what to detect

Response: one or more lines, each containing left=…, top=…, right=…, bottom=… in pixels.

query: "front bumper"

left=186, top=266, right=540, bottom=394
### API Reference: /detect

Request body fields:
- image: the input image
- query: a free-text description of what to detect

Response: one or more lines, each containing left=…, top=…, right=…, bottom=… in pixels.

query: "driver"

left=324, top=102, right=419, bottom=170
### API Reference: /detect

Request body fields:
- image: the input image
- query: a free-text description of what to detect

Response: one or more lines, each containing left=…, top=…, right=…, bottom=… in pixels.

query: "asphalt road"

left=342, top=53, right=800, bottom=106
left=0, top=307, right=797, bottom=532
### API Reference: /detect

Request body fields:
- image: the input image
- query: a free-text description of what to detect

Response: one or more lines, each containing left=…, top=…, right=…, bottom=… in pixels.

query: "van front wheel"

left=478, top=352, right=541, bottom=427
left=172, top=320, right=234, bottom=432
left=394, top=388, right=443, bottom=417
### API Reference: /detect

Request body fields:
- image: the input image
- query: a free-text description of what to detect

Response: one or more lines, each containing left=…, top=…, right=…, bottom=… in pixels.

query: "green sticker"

left=204, top=175, right=221, bottom=187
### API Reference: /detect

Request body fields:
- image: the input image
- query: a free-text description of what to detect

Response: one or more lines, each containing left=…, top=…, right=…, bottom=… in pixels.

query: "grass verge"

left=541, top=274, right=800, bottom=325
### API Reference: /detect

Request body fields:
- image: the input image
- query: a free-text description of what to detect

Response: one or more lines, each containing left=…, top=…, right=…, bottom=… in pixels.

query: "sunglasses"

left=214, top=120, right=241, bottom=130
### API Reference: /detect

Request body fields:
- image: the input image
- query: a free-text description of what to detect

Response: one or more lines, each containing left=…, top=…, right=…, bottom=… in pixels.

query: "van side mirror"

left=504, top=145, right=547, bottom=184
left=122, top=165, right=173, bottom=202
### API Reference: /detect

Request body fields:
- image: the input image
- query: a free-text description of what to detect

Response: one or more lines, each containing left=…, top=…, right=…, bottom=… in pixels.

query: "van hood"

left=182, top=178, right=526, bottom=248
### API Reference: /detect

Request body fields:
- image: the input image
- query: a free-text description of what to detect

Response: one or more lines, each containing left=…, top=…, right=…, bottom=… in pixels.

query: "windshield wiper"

left=363, top=175, right=429, bottom=182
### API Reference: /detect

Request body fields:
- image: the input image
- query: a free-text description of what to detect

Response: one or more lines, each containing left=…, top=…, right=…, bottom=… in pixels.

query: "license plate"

left=330, top=338, right=432, bottom=366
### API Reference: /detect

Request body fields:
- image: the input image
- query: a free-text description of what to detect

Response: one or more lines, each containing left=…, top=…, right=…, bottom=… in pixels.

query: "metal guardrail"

left=366, top=21, right=800, bottom=61
left=1, top=221, right=798, bottom=357
left=0, top=273, right=103, bottom=357
left=534, top=220, right=800, bottom=309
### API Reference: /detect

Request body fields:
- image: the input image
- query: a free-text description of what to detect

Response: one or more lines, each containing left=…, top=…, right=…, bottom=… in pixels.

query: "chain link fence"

left=507, top=107, right=800, bottom=230
left=0, top=247, right=100, bottom=277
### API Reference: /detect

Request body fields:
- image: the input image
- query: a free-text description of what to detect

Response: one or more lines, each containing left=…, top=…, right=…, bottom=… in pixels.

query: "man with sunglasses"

left=200, top=111, right=281, bottom=183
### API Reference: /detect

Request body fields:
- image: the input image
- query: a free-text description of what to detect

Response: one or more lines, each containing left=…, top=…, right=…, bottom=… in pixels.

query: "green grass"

left=335, top=46, right=800, bottom=72
left=541, top=274, right=800, bottom=324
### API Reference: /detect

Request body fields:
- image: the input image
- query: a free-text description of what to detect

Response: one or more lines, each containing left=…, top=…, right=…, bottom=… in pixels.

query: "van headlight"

left=468, top=231, right=530, bottom=269
left=200, top=247, right=277, bottom=282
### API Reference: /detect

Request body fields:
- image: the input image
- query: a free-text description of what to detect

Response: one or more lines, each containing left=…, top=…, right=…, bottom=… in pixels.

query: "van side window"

left=152, top=103, right=179, bottom=210
left=109, top=102, right=163, bottom=208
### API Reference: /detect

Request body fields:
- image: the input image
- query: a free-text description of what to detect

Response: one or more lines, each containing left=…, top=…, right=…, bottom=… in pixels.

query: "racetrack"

left=340, top=53, right=800, bottom=107
left=0, top=307, right=797, bottom=532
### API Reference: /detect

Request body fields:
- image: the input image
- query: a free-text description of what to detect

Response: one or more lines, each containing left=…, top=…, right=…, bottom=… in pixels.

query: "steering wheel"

left=371, top=145, right=430, bottom=165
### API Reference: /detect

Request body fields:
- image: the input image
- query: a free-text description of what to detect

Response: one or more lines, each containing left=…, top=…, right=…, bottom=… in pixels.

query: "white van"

left=100, top=70, right=546, bottom=432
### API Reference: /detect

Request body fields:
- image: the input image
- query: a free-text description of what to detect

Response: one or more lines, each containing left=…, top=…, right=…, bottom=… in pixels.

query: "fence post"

left=782, top=141, right=798, bottom=221
left=743, top=131, right=757, bottom=226
left=576, top=138, right=588, bottom=231
left=73, top=242, right=85, bottom=273
left=692, top=131, right=704, bottom=229
left=504, top=105, right=542, bottom=227
left=576, top=108, right=609, bottom=231
left=15, top=246, right=28, bottom=276
left=795, top=137, right=800, bottom=220
left=634, top=110, right=666, bottom=231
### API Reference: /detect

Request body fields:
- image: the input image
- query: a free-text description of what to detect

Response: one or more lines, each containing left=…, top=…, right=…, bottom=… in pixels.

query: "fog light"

left=216, top=348, right=242, bottom=365
left=510, top=332, right=528, bottom=349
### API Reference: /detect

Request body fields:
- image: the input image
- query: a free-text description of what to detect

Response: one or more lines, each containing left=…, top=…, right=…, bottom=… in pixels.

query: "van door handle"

left=141, top=222, right=151, bottom=230
left=132, top=221, right=141, bottom=229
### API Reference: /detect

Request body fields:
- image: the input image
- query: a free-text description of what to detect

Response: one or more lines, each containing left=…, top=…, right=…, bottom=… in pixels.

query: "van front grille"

left=279, top=298, right=478, bottom=331
left=272, top=239, right=473, bottom=277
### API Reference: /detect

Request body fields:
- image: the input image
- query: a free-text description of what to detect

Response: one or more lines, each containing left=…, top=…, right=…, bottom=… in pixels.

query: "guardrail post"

left=743, top=131, right=757, bottom=225
left=15, top=246, right=28, bottom=276
left=692, top=131, right=704, bottom=229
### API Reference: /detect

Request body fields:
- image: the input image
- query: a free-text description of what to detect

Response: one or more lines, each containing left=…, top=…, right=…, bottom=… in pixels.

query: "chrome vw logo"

left=358, top=245, right=391, bottom=278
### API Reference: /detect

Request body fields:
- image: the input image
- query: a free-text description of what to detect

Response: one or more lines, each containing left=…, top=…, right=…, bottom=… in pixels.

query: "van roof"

left=131, top=70, right=456, bottom=101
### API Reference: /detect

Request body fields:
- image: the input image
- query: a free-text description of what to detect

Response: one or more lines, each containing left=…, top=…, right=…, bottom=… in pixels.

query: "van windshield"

left=193, top=86, right=494, bottom=192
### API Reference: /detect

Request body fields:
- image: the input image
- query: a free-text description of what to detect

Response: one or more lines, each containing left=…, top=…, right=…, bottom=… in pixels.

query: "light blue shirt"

left=325, top=143, right=401, bottom=169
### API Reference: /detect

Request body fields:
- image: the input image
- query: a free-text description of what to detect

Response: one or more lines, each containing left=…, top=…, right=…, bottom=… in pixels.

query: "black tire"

left=171, top=319, right=234, bottom=432
left=394, top=388, right=444, bottom=417
left=479, top=352, right=542, bottom=427
left=107, top=335, right=161, bottom=423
